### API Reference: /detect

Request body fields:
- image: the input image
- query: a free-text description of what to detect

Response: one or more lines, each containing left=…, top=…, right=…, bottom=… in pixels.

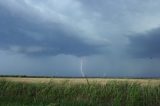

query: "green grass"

left=0, top=80, right=160, bottom=106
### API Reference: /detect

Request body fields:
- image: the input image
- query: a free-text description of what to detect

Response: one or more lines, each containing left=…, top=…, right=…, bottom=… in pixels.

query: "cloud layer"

left=0, top=0, right=160, bottom=77
left=1, top=0, right=160, bottom=57
left=0, top=1, right=107, bottom=56
left=128, top=27, right=160, bottom=58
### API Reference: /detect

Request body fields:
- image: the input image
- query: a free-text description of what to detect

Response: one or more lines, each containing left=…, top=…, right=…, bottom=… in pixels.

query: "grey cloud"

left=128, top=27, right=160, bottom=58
left=80, top=0, right=160, bottom=34
left=0, top=0, right=160, bottom=77
left=0, top=4, right=106, bottom=57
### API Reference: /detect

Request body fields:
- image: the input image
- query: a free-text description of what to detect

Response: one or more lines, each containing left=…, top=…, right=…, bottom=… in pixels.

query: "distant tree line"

left=0, top=75, right=55, bottom=78
left=0, top=75, right=159, bottom=79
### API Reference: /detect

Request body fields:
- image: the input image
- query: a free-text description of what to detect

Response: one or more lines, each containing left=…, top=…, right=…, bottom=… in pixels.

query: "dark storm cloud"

left=0, top=5, right=104, bottom=57
left=128, top=27, right=160, bottom=58
left=0, top=0, right=160, bottom=77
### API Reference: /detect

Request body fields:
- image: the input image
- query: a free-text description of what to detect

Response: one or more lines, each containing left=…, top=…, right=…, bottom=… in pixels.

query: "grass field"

left=0, top=77, right=160, bottom=106
left=1, top=77, right=160, bottom=85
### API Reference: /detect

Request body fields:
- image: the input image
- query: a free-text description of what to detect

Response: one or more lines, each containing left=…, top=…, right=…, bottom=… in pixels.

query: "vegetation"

left=1, top=75, right=160, bottom=79
left=0, top=79, right=160, bottom=106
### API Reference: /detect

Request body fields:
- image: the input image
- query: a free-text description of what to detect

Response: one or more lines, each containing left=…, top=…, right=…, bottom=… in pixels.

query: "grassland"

left=1, top=77, right=160, bottom=85
left=0, top=77, right=160, bottom=106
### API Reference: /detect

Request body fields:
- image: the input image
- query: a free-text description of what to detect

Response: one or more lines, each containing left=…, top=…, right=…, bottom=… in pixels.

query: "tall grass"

left=0, top=80, right=160, bottom=106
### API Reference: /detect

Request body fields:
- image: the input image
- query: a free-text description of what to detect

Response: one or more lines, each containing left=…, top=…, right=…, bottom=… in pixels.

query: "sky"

left=0, top=0, right=160, bottom=77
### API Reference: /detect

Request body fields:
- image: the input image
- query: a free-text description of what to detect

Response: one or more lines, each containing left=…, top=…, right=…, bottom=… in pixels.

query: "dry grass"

left=0, top=77, right=160, bottom=86
left=0, top=78, right=160, bottom=106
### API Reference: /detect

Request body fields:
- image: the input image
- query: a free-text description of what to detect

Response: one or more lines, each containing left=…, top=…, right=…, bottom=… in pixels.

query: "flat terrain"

left=0, top=77, right=160, bottom=86
left=0, top=77, right=160, bottom=106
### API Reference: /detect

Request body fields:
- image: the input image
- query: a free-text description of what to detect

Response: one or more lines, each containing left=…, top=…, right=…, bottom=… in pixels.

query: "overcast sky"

left=0, top=0, right=160, bottom=77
